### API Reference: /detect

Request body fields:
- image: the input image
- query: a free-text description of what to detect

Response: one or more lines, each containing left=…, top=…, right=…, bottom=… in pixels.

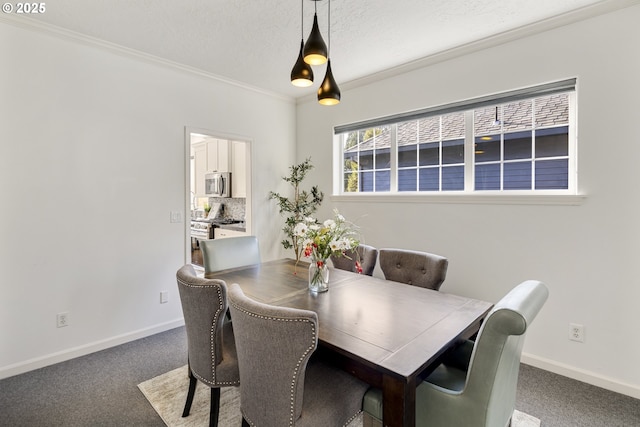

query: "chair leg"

left=209, top=387, right=220, bottom=427
left=182, top=371, right=197, bottom=417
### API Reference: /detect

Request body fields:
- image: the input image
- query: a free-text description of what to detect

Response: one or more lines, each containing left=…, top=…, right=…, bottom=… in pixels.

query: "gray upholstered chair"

left=362, top=280, right=549, bottom=427
left=227, top=283, right=368, bottom=427
left=200, top=235, right=261, bottom=273
left=176, top=264, right=240, bottom=427
left=330, top=243, right=378, bottom=276
left=379, top=248, right=448, bottom=290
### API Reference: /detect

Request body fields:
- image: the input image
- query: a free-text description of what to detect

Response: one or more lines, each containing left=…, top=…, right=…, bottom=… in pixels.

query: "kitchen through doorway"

left=185, top=127, right=252, bottom=267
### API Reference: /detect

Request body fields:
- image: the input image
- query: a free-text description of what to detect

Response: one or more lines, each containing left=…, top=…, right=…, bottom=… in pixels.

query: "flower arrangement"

left=294, top=209, right=362, bottom=283
left=269, top=158, right=324, bottom=263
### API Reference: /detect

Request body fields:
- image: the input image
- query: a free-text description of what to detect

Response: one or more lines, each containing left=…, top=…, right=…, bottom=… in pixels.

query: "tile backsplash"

left=208, top=197, right=246, bottom=221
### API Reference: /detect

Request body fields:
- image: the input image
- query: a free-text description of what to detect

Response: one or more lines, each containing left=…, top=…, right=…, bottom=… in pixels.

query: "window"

left=336, top=79, right=576, bottom=195
left=343, top=126, right=391, bottom=192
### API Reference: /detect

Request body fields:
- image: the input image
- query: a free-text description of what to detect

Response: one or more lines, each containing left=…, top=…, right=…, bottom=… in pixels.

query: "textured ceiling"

left=17, top=0, right=613, bottom=99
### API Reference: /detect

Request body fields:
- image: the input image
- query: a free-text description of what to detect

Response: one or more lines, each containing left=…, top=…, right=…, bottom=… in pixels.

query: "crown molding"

left=0, top=14, right=295, bottom=104
left=296, top=0, right=640, bottom=104
left=2, top=0, right=637, bottom=106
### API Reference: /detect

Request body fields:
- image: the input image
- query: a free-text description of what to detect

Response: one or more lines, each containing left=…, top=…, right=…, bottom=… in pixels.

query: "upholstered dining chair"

left=379, top=248, right=448, bottom=290
left=176, top=264, right=240, bottom=427
left=362, top=280, right=549, bottom=427
left=330, top=243, right=378, bottom=276
left=199, top=235, right=261, bottom=273
left=227, top=283, right=368, bottom=427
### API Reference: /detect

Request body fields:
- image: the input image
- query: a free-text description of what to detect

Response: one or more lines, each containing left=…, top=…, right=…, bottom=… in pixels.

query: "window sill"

left=331, top=193, right=586, bottom=206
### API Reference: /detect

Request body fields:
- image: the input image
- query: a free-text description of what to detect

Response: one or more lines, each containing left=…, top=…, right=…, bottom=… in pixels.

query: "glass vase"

left=309, top=259, right=329, bottom=293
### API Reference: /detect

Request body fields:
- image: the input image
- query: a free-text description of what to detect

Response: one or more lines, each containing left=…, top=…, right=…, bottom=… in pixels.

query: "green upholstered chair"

left=379, top=248, right=449, bottom=290
left=199, top=235, right=261, bottom=273
left=330, top=243, right=378, bottom=276
left=176, top=264, right=240, bottom=427
left=363, top=280, right=549, bottom=427
left=227, top=283, right=368, bottom=427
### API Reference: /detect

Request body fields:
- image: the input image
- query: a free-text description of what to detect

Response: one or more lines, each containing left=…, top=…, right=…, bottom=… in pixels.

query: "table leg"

left=382, top=374, right=416, bottom=427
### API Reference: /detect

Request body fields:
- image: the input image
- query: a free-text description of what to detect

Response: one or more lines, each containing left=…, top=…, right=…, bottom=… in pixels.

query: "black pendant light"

left=303, top=0, right=327, bottom=65
left=291, top=0, right=314, bottom=87
left=317, top=0, right=340, bottom=105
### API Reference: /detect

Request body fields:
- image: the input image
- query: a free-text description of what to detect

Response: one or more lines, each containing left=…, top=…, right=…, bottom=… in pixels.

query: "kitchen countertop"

left=216, top=223, right=246, bottom=232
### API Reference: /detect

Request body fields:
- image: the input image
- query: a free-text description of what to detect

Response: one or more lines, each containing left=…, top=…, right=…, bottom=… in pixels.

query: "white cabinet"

left=214, top=228, right=247, bottom=239
left=207, top=139, right=230, bottom=173
left=192, top=139, right=230, bottom=197
left=192, top=142, right=208, bottom=197
left=231, top=141, right=247, bottom=198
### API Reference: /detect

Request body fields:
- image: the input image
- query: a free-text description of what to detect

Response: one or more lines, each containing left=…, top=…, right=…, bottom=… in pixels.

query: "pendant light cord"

left=301, top=0, right=304, bottom=39
left=327, top=0, right=331, bottom=56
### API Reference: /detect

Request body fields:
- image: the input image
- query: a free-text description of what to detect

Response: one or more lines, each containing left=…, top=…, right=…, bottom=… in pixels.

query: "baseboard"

left=0, top=318, right=185, bottom=381
left=4, top=326, right=638, bottom=400
left=521, top=352, right=640, bottom=400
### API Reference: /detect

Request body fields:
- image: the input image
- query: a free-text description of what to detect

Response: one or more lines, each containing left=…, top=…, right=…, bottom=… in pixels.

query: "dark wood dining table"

left=205, top=258, right=492, bottom=427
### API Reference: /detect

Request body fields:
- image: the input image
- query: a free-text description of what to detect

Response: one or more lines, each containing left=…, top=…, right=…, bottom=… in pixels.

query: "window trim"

left=330, top=193, right=586, bottom=206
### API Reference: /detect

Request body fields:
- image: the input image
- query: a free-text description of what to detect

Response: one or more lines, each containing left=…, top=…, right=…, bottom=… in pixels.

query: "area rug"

left=139, top=365, right=540, bottom=427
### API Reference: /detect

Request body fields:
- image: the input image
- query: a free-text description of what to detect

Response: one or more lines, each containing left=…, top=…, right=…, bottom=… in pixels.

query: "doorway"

left=184, top=127, right=252, bottom=266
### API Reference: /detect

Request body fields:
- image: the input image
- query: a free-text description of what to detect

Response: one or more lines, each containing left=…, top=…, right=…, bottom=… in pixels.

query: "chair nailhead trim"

left=343, top=410, right=363, bottom=427
left=230, top=301, right=316, bottom=426
left=177, top=278, right=239, bottom=387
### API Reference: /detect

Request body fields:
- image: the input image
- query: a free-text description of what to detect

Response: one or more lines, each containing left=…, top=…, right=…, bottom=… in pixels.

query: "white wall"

left=296, top=5, right=640, bottom=398
left=0, top=20, right=294, bottom=377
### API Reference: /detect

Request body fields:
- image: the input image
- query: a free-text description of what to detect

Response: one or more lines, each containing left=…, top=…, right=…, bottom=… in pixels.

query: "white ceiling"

left=19, top=0, right=615, bottom=99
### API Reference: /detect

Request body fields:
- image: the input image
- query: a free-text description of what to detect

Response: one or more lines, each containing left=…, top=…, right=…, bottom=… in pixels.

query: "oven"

left=190, top=219, right=213, bottom=267
left=191, top=218, right=242, bottom=241
left=190, top=220, right=214, bottom=241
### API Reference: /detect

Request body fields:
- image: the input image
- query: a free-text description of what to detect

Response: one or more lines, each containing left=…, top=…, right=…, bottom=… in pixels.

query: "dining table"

left=205, top=258, right=493, bottom=427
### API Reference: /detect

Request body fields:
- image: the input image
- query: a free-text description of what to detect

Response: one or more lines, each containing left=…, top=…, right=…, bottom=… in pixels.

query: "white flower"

left=296, top=210, right=359, bottom=261
left=323, top=219, right=336, bottom=229
left=293, top=223, right=308, bottom=237
left=340, top=239, right=351, bottom=250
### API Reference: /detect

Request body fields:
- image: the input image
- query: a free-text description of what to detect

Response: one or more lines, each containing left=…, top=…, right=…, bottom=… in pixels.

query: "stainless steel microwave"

left=205, top=172, right=231, bottom=197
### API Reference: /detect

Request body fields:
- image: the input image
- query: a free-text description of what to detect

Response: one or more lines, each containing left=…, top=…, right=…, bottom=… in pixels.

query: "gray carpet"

left=139, top=365, right=540, bottom=427
left=1, top=326, right=639, bottom=426
left=0, top=327, right=187, bottom=426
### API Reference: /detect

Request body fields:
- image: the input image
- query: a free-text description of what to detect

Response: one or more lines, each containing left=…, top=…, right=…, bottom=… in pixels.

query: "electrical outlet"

left=160, top=291, right=169, bottom=304
left=569, top=323, right=584, bottom=342
left=57, top=312, right=70, bottom=328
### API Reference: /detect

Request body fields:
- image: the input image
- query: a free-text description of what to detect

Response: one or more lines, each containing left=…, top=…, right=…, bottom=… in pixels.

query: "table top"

left=206, top=258, right=493, bottom=382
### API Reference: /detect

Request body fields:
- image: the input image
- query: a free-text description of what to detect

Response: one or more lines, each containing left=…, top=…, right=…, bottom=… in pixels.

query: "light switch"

left=170, top=211, right=182, bottom=223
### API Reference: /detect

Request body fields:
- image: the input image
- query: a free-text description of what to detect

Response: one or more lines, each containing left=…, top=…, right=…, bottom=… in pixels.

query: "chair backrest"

left=330, top=244, right=378, bottom=276
left=227, top=283, right=318, bottom=427
left=379, top=248, right=448, bottom=290
left=176, top=264, right=239, bottom=387
left=200, top=235, right=261, bottom=273
left=463, top=280, right=549, bottom=426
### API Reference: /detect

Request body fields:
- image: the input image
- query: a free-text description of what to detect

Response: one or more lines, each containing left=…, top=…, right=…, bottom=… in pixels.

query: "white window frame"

left=332, top=80, right=584, bottom=206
